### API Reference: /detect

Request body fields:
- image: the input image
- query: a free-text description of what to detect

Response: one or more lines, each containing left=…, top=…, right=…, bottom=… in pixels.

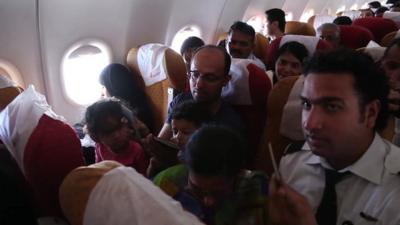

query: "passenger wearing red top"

left=85, top=98, right=149, bottom=175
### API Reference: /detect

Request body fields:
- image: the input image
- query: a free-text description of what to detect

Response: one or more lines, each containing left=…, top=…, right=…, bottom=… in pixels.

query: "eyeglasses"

left=187, top=70, right=225, bottom=83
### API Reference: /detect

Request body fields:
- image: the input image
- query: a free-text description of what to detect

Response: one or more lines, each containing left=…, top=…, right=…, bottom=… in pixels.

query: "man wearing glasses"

left=158, top=45, right=244, bottom=140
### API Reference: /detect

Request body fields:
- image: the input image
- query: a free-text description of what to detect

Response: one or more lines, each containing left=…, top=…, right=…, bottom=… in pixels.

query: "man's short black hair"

left=184, top=125, right=245, bottom=178
left=85, top=98, right=135, bottom=138
left=172, top=101, right=212, bottom=127
left=304, top=49, right=389, bottom=131
left=333, top=16, right=352, bottom=25
left=180, top=36, right=205, bottom=56
left=228, top=21, right=256, bottom=42
left=265, top=8, right=286, bottom=32
left=369, top=1, right=382, bottom=8
left=193, top=45, right=231, bottom=75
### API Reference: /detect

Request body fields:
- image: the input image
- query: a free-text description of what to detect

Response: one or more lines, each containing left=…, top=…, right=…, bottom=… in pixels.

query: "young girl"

left=85, top=98, right=149, bottom=175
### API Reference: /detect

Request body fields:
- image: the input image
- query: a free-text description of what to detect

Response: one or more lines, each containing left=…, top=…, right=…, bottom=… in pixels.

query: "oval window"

left=247, top=15, right=265, bottom=33
left=61, top=39, right=111, bottom=105
left=170, top=25, right=202, bottom=53
left=0, top=59, right=24, bottom=88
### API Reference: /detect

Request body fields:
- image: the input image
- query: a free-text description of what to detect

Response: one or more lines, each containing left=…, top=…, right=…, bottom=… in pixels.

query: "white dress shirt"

left=280, top=134, right=400, bottom=225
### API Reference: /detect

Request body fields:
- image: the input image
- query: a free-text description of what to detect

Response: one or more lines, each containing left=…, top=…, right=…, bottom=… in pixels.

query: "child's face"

left=171, top=119, right=198, bottom=149
left=98, top=117, right=133, bottom=153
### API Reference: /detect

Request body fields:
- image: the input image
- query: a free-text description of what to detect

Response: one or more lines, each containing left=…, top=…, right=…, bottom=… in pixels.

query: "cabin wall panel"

left=39, top=0, right=174, bottom=123
left=282, top=0, right=310, bottom=20
left=0, top=1, right=45, bottom=92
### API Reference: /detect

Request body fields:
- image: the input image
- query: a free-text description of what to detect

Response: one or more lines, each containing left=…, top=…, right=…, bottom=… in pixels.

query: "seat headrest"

left=126, top=43, right=186, bottom=91
left=352, top=17, right=398, bottom=43
left=339, top=25, right=374, bottom=49
left=383, top=11, right=400, bottom=27
left=60, top=162, right=203, bottom=225
left=285, top=21, right=316, bottom=36
left=222, top=58, right=271, bottom=106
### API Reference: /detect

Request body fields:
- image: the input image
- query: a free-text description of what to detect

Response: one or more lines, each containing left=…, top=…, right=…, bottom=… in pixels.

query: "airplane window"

left=61, top=40, right=111, bottom=105
left=300, top=9, right=315, bottom=22
left=285, top=12, right=294, bottom=21
left=350, top=4, right=358, bottom=10
left=247, top=15, right=265, bottom=33
left=0, top=59, right=25, bottom=88
left=171, top=25, right=201, bottom=53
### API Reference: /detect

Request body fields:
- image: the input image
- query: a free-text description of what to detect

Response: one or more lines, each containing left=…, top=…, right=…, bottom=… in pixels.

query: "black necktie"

left=316, top=169, right=349, bottom=225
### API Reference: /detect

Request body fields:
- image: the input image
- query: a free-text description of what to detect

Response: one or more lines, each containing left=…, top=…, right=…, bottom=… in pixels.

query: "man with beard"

left=158, top=45, right=244, bottom=140
left=279, top=49, right=400, bottom=225
left=226, top=21, right=266, bottom=70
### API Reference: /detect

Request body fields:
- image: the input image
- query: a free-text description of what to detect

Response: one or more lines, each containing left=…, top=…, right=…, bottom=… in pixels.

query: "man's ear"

left=222, top=74, right=231, bottom=86
left=365, top=99, right=380, bottom=129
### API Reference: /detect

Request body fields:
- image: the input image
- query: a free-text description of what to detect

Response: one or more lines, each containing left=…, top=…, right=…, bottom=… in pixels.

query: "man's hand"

left=269, top=175, right=317, bottom=225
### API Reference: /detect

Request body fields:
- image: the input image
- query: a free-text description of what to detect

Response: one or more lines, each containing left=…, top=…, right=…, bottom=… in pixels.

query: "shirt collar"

left=302, top=134, right=386, bottom=185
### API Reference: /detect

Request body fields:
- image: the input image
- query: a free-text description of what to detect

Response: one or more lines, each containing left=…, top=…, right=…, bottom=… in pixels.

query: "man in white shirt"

left=279, top=49, right=400, bottom=225
left=226, top=21, right=266, bottom=70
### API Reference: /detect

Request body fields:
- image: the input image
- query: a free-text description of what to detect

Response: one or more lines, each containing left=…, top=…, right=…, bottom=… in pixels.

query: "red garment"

left=95, top=140, right=149, bottom=175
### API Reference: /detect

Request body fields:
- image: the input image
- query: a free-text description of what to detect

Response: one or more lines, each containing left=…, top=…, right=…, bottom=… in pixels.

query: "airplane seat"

left=59, top=161, right=203, bottom=225
left=221, top=58, right=272, bottom=168
left=383, top=11, right=400, bottom=28
left=0, top=84, right=85, bottom=220
left=357, top=46, right=386, bottom=62
left=254, top=75, right=304, bottom=176
left=352, top=17, right=398, bottom=43
left=266, top=35, right=333, bottom=70
left=59, top=161, right=122, bottom=225
left=381, top=30, right=399, bottom=47
left=216, top=32, right=270, bottom=66
left=126, top=44, right=187, bottom=134
left=285, top=21, right=316, bottom=36
left=339, top=25, right=374, bottom=49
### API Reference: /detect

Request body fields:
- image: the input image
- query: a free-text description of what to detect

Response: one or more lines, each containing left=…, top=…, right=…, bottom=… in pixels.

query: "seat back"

left=266, top=35, right=333, bottom=70
left=221, top=58, right=272, bottom=168
left=285, top=21, right=316, bottom=36
left=339, top=25, right=374, bottom=49
left=0, top=85, right=84, bottom=218
left=255, top=76, right=304, bottom=175
left=352, top=17, right=398, bottom=43
left=383, top=11, right=400, bottom=28
left=60, top=161, right=204, bottom=225
left=381, top=30, right=399, bottom=47
left=126, top=44, right=187, bottom=133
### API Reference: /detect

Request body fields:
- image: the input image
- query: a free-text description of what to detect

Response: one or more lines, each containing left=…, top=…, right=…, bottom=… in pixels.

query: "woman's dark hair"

left=277, top=41, right=309, bottom=65
left=99, top=63, right=154, bottom=131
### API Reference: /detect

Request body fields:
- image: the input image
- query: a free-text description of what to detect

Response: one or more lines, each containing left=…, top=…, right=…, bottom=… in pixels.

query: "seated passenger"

left=85, top=98, right=149, bottom=176
left=317, top=23, right=340, bottom=48
left=333, top=16, right=352, bottom=25
left=360, top=8, right=375, bottom=17
left=280, top=49, right=400, bottom=225
left=158, top=45, right=244, bottom=140
left=147, top=101, right=211, bottom=177
left=270, top=41, right=308, bottom=82
left=226, top=21, right=266, bottom=70
left=375, top=6, right=389, bottom=16
left=265, top=8, right=286, bottom=41
left=382, top=38, right=400, bottom=145
left=100, top=63, right=154, bottom=133
left=154, top=125, right=268, bottom=225
left=180, top=36, right=205, bottom=70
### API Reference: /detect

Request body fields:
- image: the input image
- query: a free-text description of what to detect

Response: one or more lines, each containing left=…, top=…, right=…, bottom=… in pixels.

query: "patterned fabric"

left=95, top=141, right=149, bottom=176
left=154, top=165, right=269, bottom=225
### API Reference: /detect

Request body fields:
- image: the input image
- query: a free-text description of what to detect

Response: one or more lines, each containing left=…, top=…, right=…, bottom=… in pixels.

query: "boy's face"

left=98, top=117, right=133, bottom=153
left=171, top=119, right=198, bottom=149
